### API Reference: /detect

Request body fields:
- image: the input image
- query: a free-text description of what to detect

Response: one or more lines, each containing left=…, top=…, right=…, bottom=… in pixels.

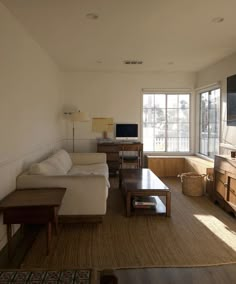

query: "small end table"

left=0, top=187, right=66, bottom=259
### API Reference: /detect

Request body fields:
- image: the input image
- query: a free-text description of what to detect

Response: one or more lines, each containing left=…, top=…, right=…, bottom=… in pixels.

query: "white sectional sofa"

left=16, top=149, right=109, bottom=222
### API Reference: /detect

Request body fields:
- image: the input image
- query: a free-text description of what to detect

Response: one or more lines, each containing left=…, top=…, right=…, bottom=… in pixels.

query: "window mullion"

left=165, top=94, right=168, bottom=152
left=207, top=91, right=210, bottom=156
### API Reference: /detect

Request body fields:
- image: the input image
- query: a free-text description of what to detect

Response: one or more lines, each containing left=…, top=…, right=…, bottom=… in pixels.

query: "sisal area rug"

left=21, top=178, right=236, bottom=270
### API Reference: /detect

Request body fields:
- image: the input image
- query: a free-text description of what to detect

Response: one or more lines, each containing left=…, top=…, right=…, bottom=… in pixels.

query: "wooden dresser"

left=214, top=155, right=236, bottom=216
left=97, top=142, right=143, bottom=175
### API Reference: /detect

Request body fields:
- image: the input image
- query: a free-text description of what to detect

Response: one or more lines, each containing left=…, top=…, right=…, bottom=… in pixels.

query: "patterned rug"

left=0, top=269, right=90, bottom=283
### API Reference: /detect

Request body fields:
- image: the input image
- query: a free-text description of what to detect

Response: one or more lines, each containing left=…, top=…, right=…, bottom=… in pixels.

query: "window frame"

left=198, top=87, right=221, bottom=159
left=142, top=92, right=192, bottom=153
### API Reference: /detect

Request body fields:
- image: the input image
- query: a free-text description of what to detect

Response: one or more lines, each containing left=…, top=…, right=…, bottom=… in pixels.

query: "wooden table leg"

left=6, top=224, right=12, bottom=260
left=126, top=193, right=131, bottom=217
left=54, top=207, right=59, bottom=235
left=47, top=222, right=52, bottom=255
left=166, top=192, right=171, bottom=217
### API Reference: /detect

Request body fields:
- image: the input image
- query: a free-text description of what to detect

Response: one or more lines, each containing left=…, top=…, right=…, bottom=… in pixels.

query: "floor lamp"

left=70, top=111, right=89, bottom=152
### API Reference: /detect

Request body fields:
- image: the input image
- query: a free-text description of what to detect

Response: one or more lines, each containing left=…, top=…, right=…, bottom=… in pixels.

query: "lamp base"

left=103, top=131, right=108, bottom=139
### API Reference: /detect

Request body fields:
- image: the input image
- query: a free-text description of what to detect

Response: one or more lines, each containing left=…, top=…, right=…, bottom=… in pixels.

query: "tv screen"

left=116, top=124, right=138, bottom=139
left=227, top=74, right=236, bottom=126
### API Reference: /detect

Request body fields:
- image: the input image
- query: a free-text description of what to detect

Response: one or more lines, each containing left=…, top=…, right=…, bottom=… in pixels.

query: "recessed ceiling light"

left=86, top=13, right=99, bottom=20
left=212, top=17, right=224, bottom=23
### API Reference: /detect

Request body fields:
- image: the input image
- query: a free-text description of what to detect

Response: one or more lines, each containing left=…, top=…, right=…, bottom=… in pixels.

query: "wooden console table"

left=97, top=142, right=143, bottom=174
left=0, top=188, right=66, bottom=258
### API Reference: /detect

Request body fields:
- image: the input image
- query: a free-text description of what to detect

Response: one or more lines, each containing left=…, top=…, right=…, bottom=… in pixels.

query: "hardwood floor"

left=99, top=264, right=236, bottom=284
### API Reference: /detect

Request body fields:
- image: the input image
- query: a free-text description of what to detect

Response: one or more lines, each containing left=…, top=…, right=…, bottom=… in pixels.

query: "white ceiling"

left=2, top=0, right=236, bottom=73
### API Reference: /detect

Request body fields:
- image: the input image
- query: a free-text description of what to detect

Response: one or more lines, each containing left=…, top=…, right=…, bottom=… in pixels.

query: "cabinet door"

left=214, top=170, right=227, bottom=199
left=147, top=157, right=185, bottom=177
left=227, top=174, right=236, bottom=206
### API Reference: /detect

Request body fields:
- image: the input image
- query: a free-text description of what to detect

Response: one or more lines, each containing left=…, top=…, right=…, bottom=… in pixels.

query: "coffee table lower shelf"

left=131, top=196, right=166, bottom=216
left=127, top=194, right=169, bottom=217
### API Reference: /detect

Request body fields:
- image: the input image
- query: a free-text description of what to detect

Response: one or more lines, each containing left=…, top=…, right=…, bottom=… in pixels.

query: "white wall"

left=62, top=71, right=196, bottom=152
left=0, top=3, right=63, bottom=249
left=196, top=52, right=236, bottom=154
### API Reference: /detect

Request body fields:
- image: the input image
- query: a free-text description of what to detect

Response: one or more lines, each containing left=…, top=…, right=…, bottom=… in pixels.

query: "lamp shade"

left=71, top=111, right=89, bottom=122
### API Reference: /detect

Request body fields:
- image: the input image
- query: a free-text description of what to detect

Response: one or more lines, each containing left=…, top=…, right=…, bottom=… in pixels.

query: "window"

left=199, top=88, right=220, bottom=159
left=143, top=93, right=190, bottom=152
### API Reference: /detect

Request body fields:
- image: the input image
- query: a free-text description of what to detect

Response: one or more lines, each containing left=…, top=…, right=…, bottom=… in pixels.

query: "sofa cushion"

left=67, top=163, right=110, bottom=187
left=52, top=149, right=72, bottom=173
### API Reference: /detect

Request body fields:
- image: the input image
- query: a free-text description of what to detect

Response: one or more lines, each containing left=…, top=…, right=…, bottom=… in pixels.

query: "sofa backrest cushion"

left=69, top=153, right=106, bottom=165
left=29, top=157, right=65, bottom=175
left=29, top=149, right=72, bottom=175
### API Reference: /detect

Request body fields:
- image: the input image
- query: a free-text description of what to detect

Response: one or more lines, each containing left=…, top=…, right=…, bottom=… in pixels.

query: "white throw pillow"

left=52, top=149, right=72, bottom=173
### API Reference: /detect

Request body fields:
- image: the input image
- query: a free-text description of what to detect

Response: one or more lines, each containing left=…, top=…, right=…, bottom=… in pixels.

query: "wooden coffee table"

left=119, top=168, right=171, bottom=217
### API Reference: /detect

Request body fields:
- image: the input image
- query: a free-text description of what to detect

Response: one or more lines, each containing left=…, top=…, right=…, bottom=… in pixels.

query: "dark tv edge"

left=227, top=74, right=236, bottom=126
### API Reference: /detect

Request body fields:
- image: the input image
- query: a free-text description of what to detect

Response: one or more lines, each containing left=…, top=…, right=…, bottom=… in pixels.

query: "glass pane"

left=179, top=95, right=190, bottom=108
left=179, top=108, right=189, bottom=123
left=143, top=137, right=154, bottom=151
left=167, top=95, right=178, bottom=108
left=200, top=138, right=208, bottom=156
left=179, top=123, right=189, bottom=137
left=154, top=94, right=166, bottom=108
left=143, top=94, right=154, bottom=108
left=143, top=126, right=154, bottom=137
left=200, top=92, right=208, bottom=133
left=179, top=138, right=190, bottom=151
left=154, top=109, right=166, bottom=123
left=167, top=123, right=178, bottom=132
left=209, top=108, right=218, bottom=123
left=154, top=137, right=165, bottom=151
left=143, top=108, right=154, bottom=124
left=167, top=124, right=178, bottom=138
left=208, top=138, right=217, bottom=159
left=154, top=127, right=165, bottom=138
left=143, top=127, right=154, bottom=151
left=167, top=138, right=178, bottom=151
left=167, top=109, right=177, bottom=123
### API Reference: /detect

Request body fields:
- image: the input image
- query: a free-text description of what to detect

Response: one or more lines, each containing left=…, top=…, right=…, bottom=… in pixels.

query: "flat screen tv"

left=227, top=74, right=236, bottom=126
left=115, top=124, right=138, bottom=140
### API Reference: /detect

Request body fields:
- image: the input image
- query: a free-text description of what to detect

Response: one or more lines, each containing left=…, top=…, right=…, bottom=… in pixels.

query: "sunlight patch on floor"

left=194, top=214, right=236, bottom=252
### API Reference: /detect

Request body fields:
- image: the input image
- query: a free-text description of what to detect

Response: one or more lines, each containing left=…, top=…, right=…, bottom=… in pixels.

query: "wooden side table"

left=0, top=188, right=66, bottom=258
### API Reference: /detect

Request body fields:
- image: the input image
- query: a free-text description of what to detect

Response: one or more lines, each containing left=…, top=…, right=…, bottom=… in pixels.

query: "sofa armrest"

left=69, top=153, right=107, bottom=165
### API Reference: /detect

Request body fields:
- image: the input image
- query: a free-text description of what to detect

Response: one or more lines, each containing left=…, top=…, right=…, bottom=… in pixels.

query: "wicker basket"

left=179, top=172, right=206, bottom=197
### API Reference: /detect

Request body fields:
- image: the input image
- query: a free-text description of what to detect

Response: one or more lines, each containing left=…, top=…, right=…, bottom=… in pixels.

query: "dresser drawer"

left=97, top=145, right=119, bottom=152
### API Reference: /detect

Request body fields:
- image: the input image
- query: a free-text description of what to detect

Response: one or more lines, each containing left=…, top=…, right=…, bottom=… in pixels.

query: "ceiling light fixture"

left=86, top=13, right=99, bottom=20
